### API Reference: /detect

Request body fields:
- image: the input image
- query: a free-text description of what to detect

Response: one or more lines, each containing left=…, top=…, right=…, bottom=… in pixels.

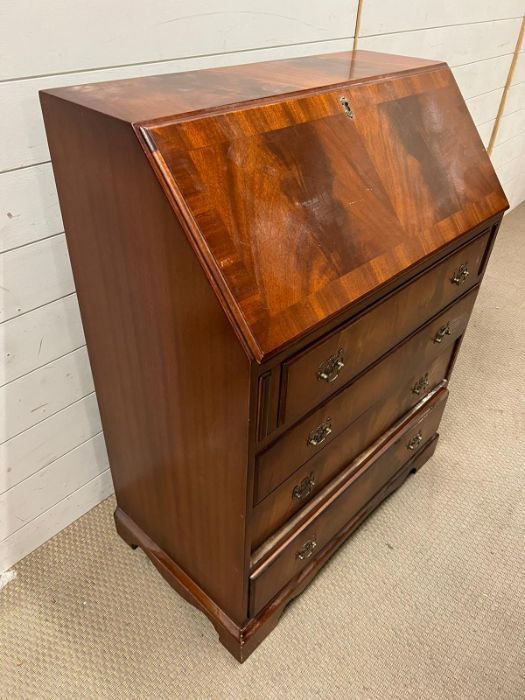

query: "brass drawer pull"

left=433, top=322, right=451, bottom=344
left=412, top=373, right=429, bottom=395
left=407, top=431, right=423, bottom=451
left=292, top=473, right=315, bottom=500
left=317, top=348, right=344, bottom=383
left=451, top=263, right=469, bottom=285
left=307, top=419, right=332, bottom=446
left=296, top=539, right=317, bottom=560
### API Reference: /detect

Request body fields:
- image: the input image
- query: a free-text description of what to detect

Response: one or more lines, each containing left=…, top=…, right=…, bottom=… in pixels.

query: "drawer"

left=252, top=374, right=450, bottom=549
left=249, top=388, right=448, bottom=616
left=280, top=229, right=490, bottom=426
left=255, top=288, right=477, bottom=503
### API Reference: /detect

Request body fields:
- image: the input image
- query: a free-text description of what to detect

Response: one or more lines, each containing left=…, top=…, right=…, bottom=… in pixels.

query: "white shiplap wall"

left=491, top=48, right=525, bottom=207
left=0, top=2, right=359, bottom=572
left=357, top=2, right=525, bottom=204
left=1, top=2, right=523, bottom=572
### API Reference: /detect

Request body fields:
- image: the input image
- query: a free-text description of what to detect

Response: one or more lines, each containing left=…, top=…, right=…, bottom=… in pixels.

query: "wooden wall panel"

left=453, top=55, right=514, bottom=101
left=466, top=89, right=505, bottom=125
left=0, top=393, right=101, bottom=493
left=359, top=19, right=522, bottom=67
left=0, top=433, right=108, bottom=541
left=496, top=108, right=525, bottom=144
left=1, top=294, right=84, bottom=385
left=505, top=81, right=525, bottom=112
left=0, top=470, right=113, bottom=571
left=1, top=164, right=62, bottom=253
left=0, top=2, right=356, bottom=80
left=1, top=346, right=94, bottom=442
left=2, top=235, right=74, bottom=323
left=360, top=1, right=524, bottom=36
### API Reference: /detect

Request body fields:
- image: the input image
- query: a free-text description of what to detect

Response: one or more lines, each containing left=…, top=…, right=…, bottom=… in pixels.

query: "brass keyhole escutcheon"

left=340, top=96, right=354, bottom=118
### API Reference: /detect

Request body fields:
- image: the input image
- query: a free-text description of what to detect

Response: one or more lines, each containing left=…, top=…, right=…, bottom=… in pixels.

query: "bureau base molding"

left=114, top=434, right=438, bottom=662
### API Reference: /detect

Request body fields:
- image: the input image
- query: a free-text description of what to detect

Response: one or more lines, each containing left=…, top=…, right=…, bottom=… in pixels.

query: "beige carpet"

left=1, top=205, right=524, bottom=700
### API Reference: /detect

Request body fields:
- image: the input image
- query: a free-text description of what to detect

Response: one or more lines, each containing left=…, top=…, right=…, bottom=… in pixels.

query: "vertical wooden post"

left=352, top=0, right=364, bottom=54
left=487, top=16, right=524, bottom=156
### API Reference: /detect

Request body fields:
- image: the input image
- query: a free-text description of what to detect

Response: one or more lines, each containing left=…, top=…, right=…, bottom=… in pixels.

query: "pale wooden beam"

left=488, top=16, right=525, bottom=156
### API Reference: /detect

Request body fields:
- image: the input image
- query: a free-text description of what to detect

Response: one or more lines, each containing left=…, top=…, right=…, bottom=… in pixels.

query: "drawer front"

left=281, top=229, right=490, bottom=426
left=249, top=389, right=448, bottom=616
left=255, top=288, right=477, bottom=503
left=252, top=367, right=451, bottom=548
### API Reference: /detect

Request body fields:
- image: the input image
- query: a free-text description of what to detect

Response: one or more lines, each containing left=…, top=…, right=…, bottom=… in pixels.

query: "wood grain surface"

left=143, top=64, right=507, bottom=360
left=41, top=94, right=252, bottom=624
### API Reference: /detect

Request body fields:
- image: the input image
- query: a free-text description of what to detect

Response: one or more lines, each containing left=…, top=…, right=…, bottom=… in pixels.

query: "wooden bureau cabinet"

left=40, top=50, right=508, bottom=661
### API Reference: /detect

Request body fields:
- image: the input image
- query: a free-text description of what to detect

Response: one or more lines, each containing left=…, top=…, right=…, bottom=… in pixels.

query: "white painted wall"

left=1, top=2, right=523, bottom=572
left=358, top=2, right=525, bottom=207
left=0, top=2, right=359, bottom=572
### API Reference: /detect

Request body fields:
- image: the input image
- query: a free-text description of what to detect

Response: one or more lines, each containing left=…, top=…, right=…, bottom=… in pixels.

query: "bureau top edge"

left=39, top=50, right=442, bottom=124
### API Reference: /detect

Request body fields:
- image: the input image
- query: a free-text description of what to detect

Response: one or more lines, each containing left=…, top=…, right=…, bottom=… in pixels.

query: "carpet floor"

left=1, top=205, right=524, bottom=699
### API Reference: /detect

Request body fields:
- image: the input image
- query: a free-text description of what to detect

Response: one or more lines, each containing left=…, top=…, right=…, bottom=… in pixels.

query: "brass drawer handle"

left=412, top=373, right=429, bottom=395
left=296, top=539, right=317, bottom=560
left=317, top=348, right=344, bottom=383
left=407, top=431, right=423, bottom=451
left=292, top=473, right=315, bottom=500
left=307, top=419, right=332, bottom=447
left=433, top=322, right=451, bottom=344
left=451, top=263, right=469, bottom=285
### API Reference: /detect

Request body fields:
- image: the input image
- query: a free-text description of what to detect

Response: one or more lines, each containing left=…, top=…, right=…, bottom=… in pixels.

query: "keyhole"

left=340, top=96, right=354, bottom=119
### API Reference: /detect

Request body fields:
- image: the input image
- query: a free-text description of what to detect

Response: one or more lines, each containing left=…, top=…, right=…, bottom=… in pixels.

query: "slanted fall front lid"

left=140, top=62, right=507, bottom=362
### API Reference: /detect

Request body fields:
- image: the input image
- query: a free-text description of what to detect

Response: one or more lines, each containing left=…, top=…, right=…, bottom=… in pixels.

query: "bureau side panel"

left=40, top=94, right=251, bottom=624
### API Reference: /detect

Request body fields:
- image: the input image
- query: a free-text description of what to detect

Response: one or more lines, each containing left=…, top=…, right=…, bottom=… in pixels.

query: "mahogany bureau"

left=40, top=50, right=508, bottom=661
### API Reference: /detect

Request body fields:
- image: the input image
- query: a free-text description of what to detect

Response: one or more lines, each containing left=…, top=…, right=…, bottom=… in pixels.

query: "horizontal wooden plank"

left=1, top=294, right=84, bottom=385
left=359, top=18, right=522, bottom=68
left=0, top=36, right=355, bottom=173
left=453, top=54, right=513, bottom=101
left=494, top=150, right=524, bottom=184
left=0, top=346, right=94, bottom=442
left=477, top=120, right=496, bottom=148
left=466, top=88, right=505, bottom=125
left=492, top=130, right=525, bottom=170
left=511, top=178, right=525, bottom=209
left=0, top=163, right=62, bottom=253
left=360, top=1, right=524, bottom=36
left=0, top=432, right=108, bottom=540
left=1, top=234, right=74, bottom=323
left=505, top=81, right=525, bottom=113
left=495, top=107, right=525, bottom=145
left=499, top=169, right=525, bottom=208
left=0, top=469, right=113, bottom=571
left=0, top=1, right=356, bottom=81
left=0, top=393, right=101, bottom=494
